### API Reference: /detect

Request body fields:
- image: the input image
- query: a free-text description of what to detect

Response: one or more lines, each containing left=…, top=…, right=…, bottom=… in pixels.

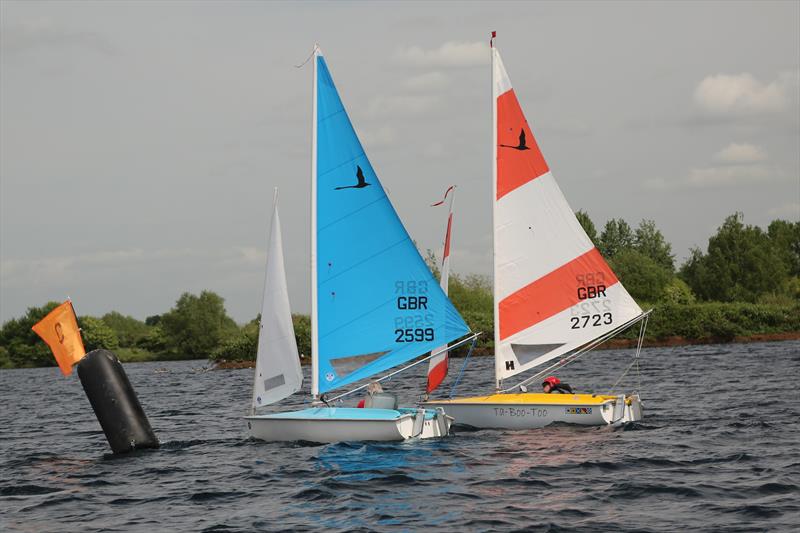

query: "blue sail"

left=315, top=54, right=470, bottom=394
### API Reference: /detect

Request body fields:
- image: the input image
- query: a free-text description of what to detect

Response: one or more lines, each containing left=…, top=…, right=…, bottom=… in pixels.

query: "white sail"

left=252, top=190, right=303, bottom=410
left=492, top=46, right=642, bottom=386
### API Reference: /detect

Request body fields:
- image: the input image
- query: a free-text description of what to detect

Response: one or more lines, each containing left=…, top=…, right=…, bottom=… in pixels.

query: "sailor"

left=356, top=381, right=384, bottom=408
left=542, top=376, right=574, bottom=394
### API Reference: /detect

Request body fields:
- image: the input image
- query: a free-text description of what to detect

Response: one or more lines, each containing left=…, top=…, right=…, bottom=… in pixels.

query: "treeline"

left=1, top=213, right=798, bottom=369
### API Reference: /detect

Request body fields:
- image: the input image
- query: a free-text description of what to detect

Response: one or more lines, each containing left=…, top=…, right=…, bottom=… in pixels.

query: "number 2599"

left=394, top=328, right=434, bottom=342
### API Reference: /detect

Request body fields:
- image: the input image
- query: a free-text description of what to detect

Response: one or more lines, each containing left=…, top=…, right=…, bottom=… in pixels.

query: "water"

left=1, top=341, right=798, bottom=532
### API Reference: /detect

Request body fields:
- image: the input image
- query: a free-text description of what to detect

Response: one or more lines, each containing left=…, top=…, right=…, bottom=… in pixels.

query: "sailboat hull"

left=245, top=407, right=452, bottom=443
left=423, top=392, right=642, bottom=430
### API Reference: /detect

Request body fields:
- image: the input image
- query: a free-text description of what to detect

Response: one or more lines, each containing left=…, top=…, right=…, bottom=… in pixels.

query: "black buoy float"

left=77, top=349, right=160, bottom=453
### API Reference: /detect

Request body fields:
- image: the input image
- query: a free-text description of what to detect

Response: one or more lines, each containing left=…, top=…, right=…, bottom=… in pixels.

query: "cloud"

left=693, top=72, right=797, bottom=115
left=1, top=20, right=117, bottom=56
left=713, top=142, right=768, bottom=163
left=685, top=165, right=773, bottom=187
left=403, top=71, right=449, bottom=91
left=359, top=125, right=397, bottom=149
left=0, top=247, right=260, bottom=289
left=394, top=41, right=488, bottom=68
left=367, top=94, right=439, bottom=118
left=768, top=202, right=800, bottom=220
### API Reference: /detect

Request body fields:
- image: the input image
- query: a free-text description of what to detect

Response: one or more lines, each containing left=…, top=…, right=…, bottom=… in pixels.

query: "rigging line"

left=326, top=332, right=482, bottom=403
left=610, top=357, right=640, bottom=393
left=295, top=43, right=319, bottom=69
left=448, top=335, right=478, bottom=399
left=503, top=309, right=654, bottom=393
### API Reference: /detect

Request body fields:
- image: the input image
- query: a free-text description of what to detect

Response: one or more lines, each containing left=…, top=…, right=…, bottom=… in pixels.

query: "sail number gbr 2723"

left=393, top=280, right=435, bottom=343
left=570, top=272, right=612, bottom=329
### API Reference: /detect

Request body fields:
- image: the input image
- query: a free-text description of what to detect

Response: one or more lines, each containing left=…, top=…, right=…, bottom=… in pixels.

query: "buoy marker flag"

left=32, top=300, right=86, bottom=375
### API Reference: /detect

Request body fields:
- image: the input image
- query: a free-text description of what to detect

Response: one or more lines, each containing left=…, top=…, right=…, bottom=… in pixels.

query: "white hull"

left=424, top=393, right=643, bottom=430
left=245, top=407, right=452, bottom=443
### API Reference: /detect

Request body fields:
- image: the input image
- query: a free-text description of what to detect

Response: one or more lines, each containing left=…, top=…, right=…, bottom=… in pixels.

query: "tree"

left=575, top=210, right=598, bottom=245
left=79, top=316, right=120, bottom=352
left=0, top=302, right=61, bottom=368
left=159, top=291, right=238, bottom=358
left=680, top=213, right=787, bottom=302
left=599, top=218, right=634, bottom=259
left=767, top=219, right=800, bottom=277
left=609, top=249, right=672, bottom=302
left=101, top=311, right=149, bottom=347
left=634, top=219, right=675, bottom=272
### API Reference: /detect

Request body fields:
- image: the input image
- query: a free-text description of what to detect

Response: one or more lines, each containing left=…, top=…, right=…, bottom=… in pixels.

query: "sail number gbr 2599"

left=570, top=272, right=613, bottom=329
left=394, top=280, right=435, bottom=343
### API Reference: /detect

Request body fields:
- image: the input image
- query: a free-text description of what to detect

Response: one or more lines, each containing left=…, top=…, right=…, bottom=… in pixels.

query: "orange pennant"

left=31, top=301, right=86, bottom=375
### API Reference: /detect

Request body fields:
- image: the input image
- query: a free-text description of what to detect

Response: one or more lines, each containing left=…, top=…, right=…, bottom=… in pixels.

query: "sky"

left=1, top=1, right=798, bottom=324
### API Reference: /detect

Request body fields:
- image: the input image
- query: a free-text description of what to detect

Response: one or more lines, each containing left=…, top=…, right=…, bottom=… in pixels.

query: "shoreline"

left=211, top=332, right=800, bottom=370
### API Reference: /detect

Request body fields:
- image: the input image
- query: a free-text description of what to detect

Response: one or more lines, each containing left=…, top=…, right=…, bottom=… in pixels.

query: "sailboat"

left=246, top=46, right=473, bottom=443
left=423, top=34, right=650, bottom=429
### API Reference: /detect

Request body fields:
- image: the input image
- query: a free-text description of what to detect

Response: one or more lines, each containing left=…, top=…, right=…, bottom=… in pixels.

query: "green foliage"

left=661, top=277, right=696, bottom=305
left=138, top=325, right=168, bottom=353
left=610, top=249, right=672, bottom=302
left=145, top=315, right=162, bottom=326
left=767, top=219, right=800, bottom=277
left=680, top=213, right=788, bottom=302
left=211, top=321, right=258, bottom=361
left=0, top=302, right=61, bottom=368
left=634, top=219, right=675, bottom=272
left=645, top=302, right=800, bottom=342
left=599, top=218, right=635, bottom=259
left=160, top=291, right=239, bottom=358
left=575, top=210, right=598, bottom=245
left=78, top=316, right=120, bottom=352
left=101, top=311, right=150, bottom=347
left=292, top=314, right=311, bottom=358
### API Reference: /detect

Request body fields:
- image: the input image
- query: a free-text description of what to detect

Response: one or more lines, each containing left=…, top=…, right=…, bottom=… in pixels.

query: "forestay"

left=252, top=192, right=303, bottom=409
left=314, top=52, right=470, bottom=395
left=492, top=46, right=642, bottom=386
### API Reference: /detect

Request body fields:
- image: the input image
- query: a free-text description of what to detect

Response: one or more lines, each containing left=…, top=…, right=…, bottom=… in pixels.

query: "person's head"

left=366, top=381, right=384, bottom=396
left=542, top=376, right=560, bottom=393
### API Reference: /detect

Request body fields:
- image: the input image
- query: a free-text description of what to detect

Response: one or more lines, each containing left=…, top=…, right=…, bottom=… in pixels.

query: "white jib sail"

left=251, top=190, right=303, bottom=410
left=492, top=44, right=642, bottom=386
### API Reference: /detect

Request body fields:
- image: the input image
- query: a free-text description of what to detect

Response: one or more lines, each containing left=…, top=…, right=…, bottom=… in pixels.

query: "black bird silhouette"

left=499, top=128, right=531, bottom=150
left=335, top=165, right=371, bottom=190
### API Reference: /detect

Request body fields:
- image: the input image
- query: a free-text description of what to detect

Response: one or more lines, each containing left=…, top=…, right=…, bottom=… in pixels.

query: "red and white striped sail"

left=427, top=186, right=455, bottom=393
left=491, top=44, right=642, bottom=386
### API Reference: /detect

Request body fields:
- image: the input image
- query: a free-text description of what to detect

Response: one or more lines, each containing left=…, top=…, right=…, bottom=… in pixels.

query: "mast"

left=491, top=32, right=501, bottom=391
left=310, top=44, right=320, bottom=399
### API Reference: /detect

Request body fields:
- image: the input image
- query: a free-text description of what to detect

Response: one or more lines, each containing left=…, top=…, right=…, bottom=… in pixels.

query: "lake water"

left=1, top=341, right=798, bottom=532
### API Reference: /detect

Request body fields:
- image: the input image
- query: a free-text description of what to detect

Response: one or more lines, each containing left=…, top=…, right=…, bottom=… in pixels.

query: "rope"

left=295, top=43, right=319, bottom=69
left=611, top=312, right=650, bottom=393
left=448, top=335, right=478, bottom=399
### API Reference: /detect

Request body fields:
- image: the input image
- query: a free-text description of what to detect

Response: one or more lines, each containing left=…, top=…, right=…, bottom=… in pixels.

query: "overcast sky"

left=1, top=1, right=798, bottom=324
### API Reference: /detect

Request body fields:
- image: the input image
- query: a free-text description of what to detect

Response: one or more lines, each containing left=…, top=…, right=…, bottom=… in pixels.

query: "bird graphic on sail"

left=499, top=128, right=531, bottom=151
left=335, top=165, right=371, bottom=190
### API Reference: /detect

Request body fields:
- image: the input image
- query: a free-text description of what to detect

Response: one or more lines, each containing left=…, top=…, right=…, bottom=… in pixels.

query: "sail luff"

left=310, top=45, right=320, bottom=399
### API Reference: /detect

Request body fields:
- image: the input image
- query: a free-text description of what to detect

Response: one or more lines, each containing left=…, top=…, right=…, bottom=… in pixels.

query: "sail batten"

left=492, top=45, right=642, bottom=383
left=315, top=54, right=470, bottom=394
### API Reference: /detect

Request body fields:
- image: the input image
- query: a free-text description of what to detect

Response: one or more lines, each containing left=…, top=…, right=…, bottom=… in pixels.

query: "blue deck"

left=248, top=407, right=436, bottom=421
